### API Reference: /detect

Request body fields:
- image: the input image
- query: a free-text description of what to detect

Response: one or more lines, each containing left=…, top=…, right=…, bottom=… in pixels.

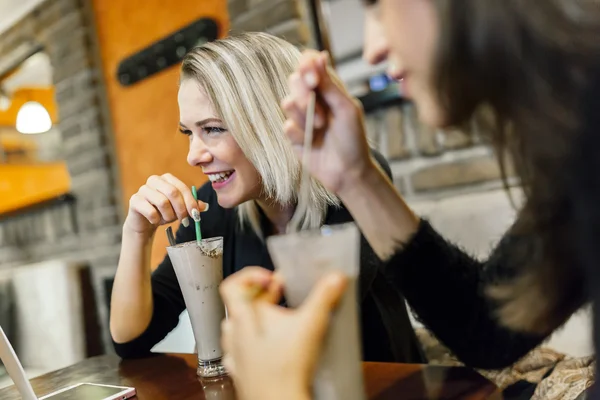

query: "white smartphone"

left=39, top=383, right=136, bottom=400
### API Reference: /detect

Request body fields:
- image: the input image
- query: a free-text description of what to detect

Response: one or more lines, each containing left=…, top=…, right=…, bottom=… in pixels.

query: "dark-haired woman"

left=219, top=0, right=600, bottom=399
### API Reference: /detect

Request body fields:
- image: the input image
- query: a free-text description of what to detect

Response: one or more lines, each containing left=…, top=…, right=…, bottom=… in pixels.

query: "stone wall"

left=0, top=0, right=121, bottom=350
left=228, top=0, right=313, bottom=47
left=365, top=103, right=518, bottom=200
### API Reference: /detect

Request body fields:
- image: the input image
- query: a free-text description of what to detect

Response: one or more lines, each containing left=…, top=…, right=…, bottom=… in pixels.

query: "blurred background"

left=0, top=0, right=592, bottom=388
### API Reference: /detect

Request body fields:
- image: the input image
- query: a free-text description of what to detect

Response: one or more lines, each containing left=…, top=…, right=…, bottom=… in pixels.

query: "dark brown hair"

left=431, top=0, right=600, bottom=333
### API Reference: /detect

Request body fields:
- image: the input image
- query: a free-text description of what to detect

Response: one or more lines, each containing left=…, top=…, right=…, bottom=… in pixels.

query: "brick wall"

left=228, top=0, right=312, bottom=47
left=0, top=0, right=121, bottom=349
left=366, top=103, right=517, bottom=200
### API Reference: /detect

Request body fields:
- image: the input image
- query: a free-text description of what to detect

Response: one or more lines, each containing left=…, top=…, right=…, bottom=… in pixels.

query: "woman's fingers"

left=257, top=274, right=284, bottom=305
left=161, top=173, right=208, bottom=218
left=129, top=193, right=162, bottom=225
left=288, top=72, right=313, bottom=113
left=138, top=184, right=177, bottom=223
left=221, top=319, right=233, bottom=354
left=299, top=272, right=348, bottom=340
left=282, top=96, right=306, bottom=132
left=296, top=49, right=324, bottom=89
left=220, top=267, right=274, bottom=319
left=286, top=73, right=327, bottom=130
left=222, top=353, right=236, bottom=378
left=146, top=175, right=187, bottom=223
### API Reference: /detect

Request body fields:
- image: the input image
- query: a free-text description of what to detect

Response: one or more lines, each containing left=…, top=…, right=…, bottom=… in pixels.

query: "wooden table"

left=0, top=354, right=501, bottom=399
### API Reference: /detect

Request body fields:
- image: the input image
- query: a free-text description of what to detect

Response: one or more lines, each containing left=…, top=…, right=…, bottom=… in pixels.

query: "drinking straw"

left=287, top=91, right=316, bottom=233
left=166, top=226, right=176, bottom=246
left=191, top=186, right=202, bottom=243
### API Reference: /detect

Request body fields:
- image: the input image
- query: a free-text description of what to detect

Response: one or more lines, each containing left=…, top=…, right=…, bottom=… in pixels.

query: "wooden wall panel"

left=91, top=1, right=229, bottom=267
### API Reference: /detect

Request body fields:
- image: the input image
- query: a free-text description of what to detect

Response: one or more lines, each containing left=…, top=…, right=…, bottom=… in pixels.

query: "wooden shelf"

left=0, top=162, right=71, bottom=216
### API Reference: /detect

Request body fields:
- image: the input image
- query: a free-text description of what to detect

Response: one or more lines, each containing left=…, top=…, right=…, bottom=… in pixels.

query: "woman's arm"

left=110, top=175, right=207, bottom=357
left=339, top=167, right=548, bottom=369
left=284, top=50, right=552, bottom=370
left=109, top=226, right=156, bottom=344
left=383, top=218, right=550, bottom=369
left=111, top=228, right=190, bottom=358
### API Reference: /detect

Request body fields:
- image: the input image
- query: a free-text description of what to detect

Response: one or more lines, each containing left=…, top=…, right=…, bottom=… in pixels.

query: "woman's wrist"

left=337, top=157, right=382, bottom=203
left=122, top=220, right=155, bottom=245
left=335, top=157, right=419, bottom=260
left=337, top=157, right=379, bottom=200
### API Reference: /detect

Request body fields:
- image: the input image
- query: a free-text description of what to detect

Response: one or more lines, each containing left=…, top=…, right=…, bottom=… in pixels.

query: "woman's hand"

left=282, top=50, right=376, bottom=194
left=220, top=267, right=348, bottom=400
left=123, top=173, right=207, bottom=240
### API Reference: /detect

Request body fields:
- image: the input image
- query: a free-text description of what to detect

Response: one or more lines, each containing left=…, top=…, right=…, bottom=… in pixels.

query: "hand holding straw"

left=191, top=186, right=202, bottom=244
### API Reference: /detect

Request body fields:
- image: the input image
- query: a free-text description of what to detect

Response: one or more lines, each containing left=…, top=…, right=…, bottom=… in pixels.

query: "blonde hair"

left=180, top=32, right=339, bottom=237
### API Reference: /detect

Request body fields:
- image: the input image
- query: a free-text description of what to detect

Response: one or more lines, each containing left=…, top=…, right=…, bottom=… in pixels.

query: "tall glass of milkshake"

left=166, top=237, right=226, bottom=378
left=266, top=223, right=366, bottom=400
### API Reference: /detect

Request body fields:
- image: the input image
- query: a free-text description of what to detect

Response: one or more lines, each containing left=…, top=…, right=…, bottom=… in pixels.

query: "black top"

left=566, top=68, right=600, bottom=398
left=113, top=152, right=425, bottom=364
left=383, top=219, right=549, bottom=369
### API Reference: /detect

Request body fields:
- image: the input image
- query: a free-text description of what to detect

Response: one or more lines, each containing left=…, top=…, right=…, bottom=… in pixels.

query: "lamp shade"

left=16, top=101, right=52, bottom=134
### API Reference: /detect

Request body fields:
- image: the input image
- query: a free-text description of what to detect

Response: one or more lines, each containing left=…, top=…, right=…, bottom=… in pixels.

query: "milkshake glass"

left=266, top=223, right=365, bottom=400
left=167, top=237, right=226, bottom=378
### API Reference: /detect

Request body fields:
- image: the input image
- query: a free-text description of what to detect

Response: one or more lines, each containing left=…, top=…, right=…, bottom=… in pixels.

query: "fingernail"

left=304, top=72, right=318, bottom=88
left=202, top=203, right=209, bottom=212
left=191, top=209, right=201, bottom=221
left=182, top=217, right=190, bottom=228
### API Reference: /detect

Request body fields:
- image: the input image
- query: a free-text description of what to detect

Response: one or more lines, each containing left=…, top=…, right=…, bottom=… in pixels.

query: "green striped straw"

left=191, top=186, right=202, bottom=244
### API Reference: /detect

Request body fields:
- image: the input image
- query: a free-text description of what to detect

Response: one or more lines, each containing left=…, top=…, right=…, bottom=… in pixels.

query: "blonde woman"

left=109, top=32, right=424, bottom=364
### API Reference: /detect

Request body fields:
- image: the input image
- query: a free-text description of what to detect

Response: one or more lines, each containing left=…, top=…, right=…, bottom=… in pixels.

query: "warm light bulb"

left=16, top=101, right=52, bottom=134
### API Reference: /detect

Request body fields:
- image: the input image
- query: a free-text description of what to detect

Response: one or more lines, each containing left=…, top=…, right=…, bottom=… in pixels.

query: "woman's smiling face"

left=178, top=79, right=262, bottom=208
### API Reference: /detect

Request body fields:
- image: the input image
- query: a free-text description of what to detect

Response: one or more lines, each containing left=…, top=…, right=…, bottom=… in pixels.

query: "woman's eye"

left=178, top=128, right=192, bottom=136
left=203, top=127, right=227, bottom=135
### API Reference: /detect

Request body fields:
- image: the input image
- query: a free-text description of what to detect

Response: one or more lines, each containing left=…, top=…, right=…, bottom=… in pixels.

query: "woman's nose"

left=363, top=12, right=389, bottom=66
left=187, top=137, right=213, bottom=166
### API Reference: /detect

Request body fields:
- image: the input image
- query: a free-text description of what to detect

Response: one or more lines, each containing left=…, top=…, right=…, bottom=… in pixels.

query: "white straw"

left=288, top=91, right=316, bottom=233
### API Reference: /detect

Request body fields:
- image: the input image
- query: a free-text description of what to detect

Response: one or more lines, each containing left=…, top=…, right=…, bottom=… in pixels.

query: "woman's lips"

left=388, top=71, right=410, bottom=98
left=211, top=171, right=236, bottom=190
left=398, top=77, right=410, bottom=97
